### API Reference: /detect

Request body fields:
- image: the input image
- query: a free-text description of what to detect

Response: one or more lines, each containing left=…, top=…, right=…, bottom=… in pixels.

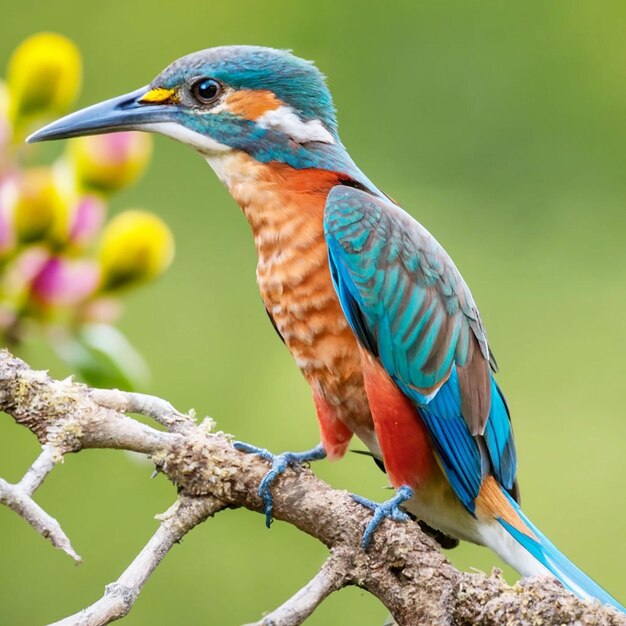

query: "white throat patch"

left=256, top=106, right=335, bottom=145
left=146, top=122, right=231, bottom=156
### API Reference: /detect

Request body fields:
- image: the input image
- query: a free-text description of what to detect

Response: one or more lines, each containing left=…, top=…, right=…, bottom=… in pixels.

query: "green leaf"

left=55, top=323, right=150, bottom=390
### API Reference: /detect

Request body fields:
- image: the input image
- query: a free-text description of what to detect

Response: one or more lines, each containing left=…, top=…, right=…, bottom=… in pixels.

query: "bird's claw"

left=352, top=485, right=414, bottom=549
left=233, top=441, right=326, bottom=527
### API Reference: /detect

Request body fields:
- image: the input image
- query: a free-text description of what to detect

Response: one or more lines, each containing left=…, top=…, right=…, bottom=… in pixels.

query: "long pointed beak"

left=26, top=86, right=177, bottom=143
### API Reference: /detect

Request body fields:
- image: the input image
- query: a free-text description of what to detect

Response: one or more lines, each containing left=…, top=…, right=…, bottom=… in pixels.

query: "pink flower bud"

left=2, top=246, right=50, bottom=306
left=11, top=246, right=49, bottom=285
left=31, top=256, right=100, bottom=306
left=69, top=131, right=152, bottom=193
left=102, top=132, right=141, bottom=165
left=68, top=195, right=105, bottom=246
left=0, top=175, right=17, bottom=256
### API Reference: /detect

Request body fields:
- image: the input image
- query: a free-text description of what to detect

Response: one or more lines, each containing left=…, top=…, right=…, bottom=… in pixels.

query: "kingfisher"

left=28, top=45, right=624, bottom=612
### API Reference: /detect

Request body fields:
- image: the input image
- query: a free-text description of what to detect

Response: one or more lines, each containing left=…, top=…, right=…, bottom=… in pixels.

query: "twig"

left=19, top=444, right=62, bottom=494
left=245, top=550, right=349, bottom=626
left=48, top=496, right=225, bottom=626
left=0, top=475, right=81, bottom=562
left=89, top=388, right=196, bottom=433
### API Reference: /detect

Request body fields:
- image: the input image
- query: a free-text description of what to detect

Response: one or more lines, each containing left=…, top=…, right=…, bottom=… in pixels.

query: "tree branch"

left=48, top=496, right=224, bottom=626
left=19, top=444, right=62, bottom=493
left=0, top=442, right=80, bottom=562
left=0, top=475, right=81, bottom=562
left=0, top=350, right=623, bottom=626
left=244, top=550, right=349, bottom=626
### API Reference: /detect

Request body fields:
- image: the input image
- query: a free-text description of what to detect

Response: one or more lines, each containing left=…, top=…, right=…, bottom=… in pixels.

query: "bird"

left=28, top=45, right=624, bottom=612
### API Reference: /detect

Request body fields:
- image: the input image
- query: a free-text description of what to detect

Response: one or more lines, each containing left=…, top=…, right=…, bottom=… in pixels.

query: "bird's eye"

left=191, top=78, right=222, bottom=104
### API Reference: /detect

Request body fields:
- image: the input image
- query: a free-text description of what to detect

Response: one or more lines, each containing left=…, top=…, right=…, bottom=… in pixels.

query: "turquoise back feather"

left=325, top=185, right=517, bottom=509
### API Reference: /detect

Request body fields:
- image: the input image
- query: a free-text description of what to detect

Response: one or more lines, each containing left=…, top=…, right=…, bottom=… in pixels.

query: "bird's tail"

left=479, top=490, right=625, bottom=613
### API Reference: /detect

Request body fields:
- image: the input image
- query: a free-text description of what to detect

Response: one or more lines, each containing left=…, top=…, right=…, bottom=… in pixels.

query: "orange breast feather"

left=226, top=156, right=376, bottom=460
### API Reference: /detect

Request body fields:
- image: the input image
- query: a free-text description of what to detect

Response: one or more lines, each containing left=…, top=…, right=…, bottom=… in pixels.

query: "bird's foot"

left=352, top=485, right=414, bottom=549
left=233, top=441, right=326, bottom=527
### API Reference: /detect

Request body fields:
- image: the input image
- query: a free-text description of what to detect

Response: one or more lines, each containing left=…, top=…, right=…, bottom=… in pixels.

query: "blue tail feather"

left=499, top=495, right=625, bottom=613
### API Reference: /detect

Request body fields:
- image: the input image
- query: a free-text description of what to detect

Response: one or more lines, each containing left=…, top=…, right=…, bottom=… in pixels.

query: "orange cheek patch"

left=226, top=89, right=283, bottom=120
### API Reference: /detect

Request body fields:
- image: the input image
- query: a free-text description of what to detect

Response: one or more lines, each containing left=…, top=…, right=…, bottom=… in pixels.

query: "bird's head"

left=28, top=46, right=341, bottom=169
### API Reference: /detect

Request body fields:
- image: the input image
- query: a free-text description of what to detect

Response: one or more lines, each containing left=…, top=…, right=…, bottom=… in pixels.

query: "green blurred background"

left=1, top=1, right=625, bottom=623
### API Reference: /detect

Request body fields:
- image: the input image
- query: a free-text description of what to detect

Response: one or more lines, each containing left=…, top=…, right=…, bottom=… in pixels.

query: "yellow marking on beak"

left=139, top=87, right=178, bottom=105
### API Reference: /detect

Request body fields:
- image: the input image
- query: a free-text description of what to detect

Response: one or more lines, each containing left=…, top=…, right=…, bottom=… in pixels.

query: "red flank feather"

left=360, top=348, right=435, bottom=488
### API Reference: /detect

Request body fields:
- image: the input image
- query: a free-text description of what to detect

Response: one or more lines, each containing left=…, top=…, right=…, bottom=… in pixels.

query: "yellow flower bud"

left=98, top=210, right=174, bottom=290
left=12, top=168, right=67, bottom=243
left=68, top=132, right=152, bottom=194
left=7, top=32, right=82, bottom=121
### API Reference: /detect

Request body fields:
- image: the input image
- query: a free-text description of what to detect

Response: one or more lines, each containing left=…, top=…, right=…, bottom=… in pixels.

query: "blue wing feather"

left=407, top=371, right=482, bottom=510
left=328, top=237, right=378, bottom=356
left=324, top=185, right=517, bottom=512
left=483, top=379, right=517, bottom=493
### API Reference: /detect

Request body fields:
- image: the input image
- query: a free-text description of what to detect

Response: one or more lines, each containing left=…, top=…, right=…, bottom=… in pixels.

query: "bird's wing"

left=324, top=185, right=516, bottom=510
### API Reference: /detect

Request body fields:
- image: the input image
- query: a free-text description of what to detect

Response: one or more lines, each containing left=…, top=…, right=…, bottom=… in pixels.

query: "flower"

left=30, top=256, right=100, bottom=307
left=1, top=245, right=50, bottom=307
left=0, top=33, right=172, bottom=389
left=11, top=167, right=66, bottom=243
left=68, top=131, right=152, bottom=194
left=98, top=210, right=174, bottom=290
left=7, top=32, right=82, bottom=123
left=0, top=174, right=17, bottom=256
left=67, top=195, right=105, bottom=247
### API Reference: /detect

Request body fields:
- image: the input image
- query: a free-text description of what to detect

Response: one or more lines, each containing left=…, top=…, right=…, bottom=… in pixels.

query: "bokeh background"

left=1, top=1, right=626, bottom=623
